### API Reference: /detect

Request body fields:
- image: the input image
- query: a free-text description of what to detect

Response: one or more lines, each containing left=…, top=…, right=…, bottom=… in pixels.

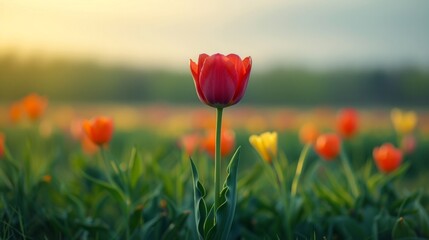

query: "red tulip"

left=336, top=108, right=358, bottom=138
left=373, top=143, right=403, bottom=173
left=83, top=117, right=114, bottom=146
left=315, top=133, right=341, bottom=160
left=190, top=53, right=252, bottom=108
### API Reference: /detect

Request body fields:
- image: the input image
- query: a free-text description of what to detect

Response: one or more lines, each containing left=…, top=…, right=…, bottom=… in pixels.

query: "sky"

left=1, top=0, right=429, bottom=70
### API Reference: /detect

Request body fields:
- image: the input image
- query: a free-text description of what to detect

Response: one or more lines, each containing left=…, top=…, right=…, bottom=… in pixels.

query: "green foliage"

left=191, top=148, right=241, bottom=240
left=0, top=126, right=428, bottom=239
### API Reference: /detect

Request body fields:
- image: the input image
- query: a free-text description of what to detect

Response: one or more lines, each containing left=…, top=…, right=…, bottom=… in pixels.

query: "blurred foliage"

left=1, top=126, right=428, bottom=239
left=1, top=54, right=429, bottom=106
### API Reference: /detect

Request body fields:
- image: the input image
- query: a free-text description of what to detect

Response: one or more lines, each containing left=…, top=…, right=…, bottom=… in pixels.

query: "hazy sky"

left=1, top=0, right=429, bottom=70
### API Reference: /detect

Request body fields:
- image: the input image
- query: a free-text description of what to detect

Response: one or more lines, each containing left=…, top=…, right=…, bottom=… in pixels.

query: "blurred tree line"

left=0, top=54, right=428, bottom=106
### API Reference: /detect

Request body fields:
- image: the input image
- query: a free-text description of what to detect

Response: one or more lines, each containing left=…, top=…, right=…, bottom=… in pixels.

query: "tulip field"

left=1, top=101, right=429, bottom=239
left=0, top=53, right=428, bottom=240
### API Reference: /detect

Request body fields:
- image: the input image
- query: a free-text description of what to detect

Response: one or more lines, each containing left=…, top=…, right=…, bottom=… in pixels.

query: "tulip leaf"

left=161, top=211, right=190, bottom=240
left=204, top=205, right=215, bottom=235
left=81, top=171, right=127, bottom=204
left=214, top=147, right=241, bottom=240
left=392, top=217, right=417, bottom=239
left=190, top=158, right=207, bottom=240
left=128, top=147, right=143, bottom=189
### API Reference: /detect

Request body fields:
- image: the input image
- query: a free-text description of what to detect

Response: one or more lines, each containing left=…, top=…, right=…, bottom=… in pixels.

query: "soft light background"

left=2, top=0, right=429, bottom=70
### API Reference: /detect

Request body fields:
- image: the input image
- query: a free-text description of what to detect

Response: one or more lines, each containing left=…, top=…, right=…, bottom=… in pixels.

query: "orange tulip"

left=299, top=123, right=319, bottom=144
left=83, top=117, right=114, bottom=146
left=178, top=133, right=201, bottom=156
left=336, top=108, right=358, bottom=138
left=315, top=133, right=341, bottom=161
left=9, top=102, right=23, bottom=123
left=22, top=93, right=48, bottom=121
left=373, top=143, right=403, bottom=173
left=0, top=133, right=5, bottom=158
left=201, top=129, right=235, bottom=158
left=81, top=135, right=99, bottom=155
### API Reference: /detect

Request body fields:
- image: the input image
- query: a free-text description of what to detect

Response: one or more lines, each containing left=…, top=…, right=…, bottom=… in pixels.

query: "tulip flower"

left=202, top=129, right=235, bottom=158
left=336, top=108, right=358, bottom=138
left=391, top=108, right=417, bottom=135
left=81, top=135, right=99, bottom=155
left=373, top=143, right=403, bottom=173
left=299, top=123, right=319, bottom=145
left=315, top=133, right=341, bottom=160
left=190, top=53, right=252, bottom=108
left=83, top=117, right=114, bottom=146
left=190, top=53, right=251, bottom=238
left=0, top=133, right=5, bottom=158
left=179, top=133, right=201, bottom=156
left=22, top=93, right=48, bottom=121
left=9, top=102, right=23, bottom=123
left=249, top=132, right=277, bottom=164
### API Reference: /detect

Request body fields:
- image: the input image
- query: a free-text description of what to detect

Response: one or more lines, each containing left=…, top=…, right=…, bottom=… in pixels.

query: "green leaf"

left=392, top=217, right=417, bottom=239
left=128, top=147, right=143, bottom=189
left=214, top=147, right=241, bottom=240
left=161, top=211, right=190, bottom=240
left=81, top=171, right=127, bottom=204
left=190, top=158, right=207, bottom=240
left=140, top=214, right=163, bottom=238
left=129, top=204, right=144, bottom=233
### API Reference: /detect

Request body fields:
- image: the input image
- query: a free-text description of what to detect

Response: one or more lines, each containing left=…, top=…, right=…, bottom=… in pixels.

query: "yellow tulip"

left=249, top=132, right=277, bottom=164
left=391, top=108, right=417, bottom=135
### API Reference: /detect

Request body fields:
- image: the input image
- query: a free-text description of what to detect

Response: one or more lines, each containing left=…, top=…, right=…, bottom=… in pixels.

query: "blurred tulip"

left=315, top=133, right=341, bottom=160
left=400, top=135, right=416, bottom=155
left=69, top=119, right=84, bottom=140
left=190, top=53, right=252, bottom=108
left=373, top=143, right=403, bottom=173
left=179, top=133, right=201, bottom=156
left=391, top=108, right=417, bottom=135
left=42, top=175, right=52, bottom=183
left=249, top=132, right=277, bottom=164
left=81, top=135, right=99, bottom=155
left=0, top=133, right=5, bottom=158
left=336, top=108, right=358, bottom=138
left=83, top=117, right=114, bottom=146
left=22, top=93, right=48, bottom=121
left=299, top=123, right=319, bottom=144
left=201, top=129, right=235, bottom=158
left=9, top=102, right=23, bottom=123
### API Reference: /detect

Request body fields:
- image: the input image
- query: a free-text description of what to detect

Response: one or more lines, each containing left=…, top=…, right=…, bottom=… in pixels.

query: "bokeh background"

left=1, top=0, right=429, bottom=105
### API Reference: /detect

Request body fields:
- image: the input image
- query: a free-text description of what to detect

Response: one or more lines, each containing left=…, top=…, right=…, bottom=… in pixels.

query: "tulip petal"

left=199, top=54, right=237, bottom=107
left=190, top=59, right=199, bottom=80
left=231, top=57, right=252, bottom=104
left=198, top=53, right=209, bottom=73
left=190, top=59, right=208, bottom=104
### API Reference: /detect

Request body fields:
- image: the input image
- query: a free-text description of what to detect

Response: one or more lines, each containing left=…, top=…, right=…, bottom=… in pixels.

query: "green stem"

left=214, top=107, right=223, bottom=212
left=340, top=148, right=359, bottom=198
left=291, top=144, right=311, bottom=197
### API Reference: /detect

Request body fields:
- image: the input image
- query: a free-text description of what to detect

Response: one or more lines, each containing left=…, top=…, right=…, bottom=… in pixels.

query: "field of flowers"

left=1, top=54, right=429, bottom=239
left=1, top=102, right=429, bottom=239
